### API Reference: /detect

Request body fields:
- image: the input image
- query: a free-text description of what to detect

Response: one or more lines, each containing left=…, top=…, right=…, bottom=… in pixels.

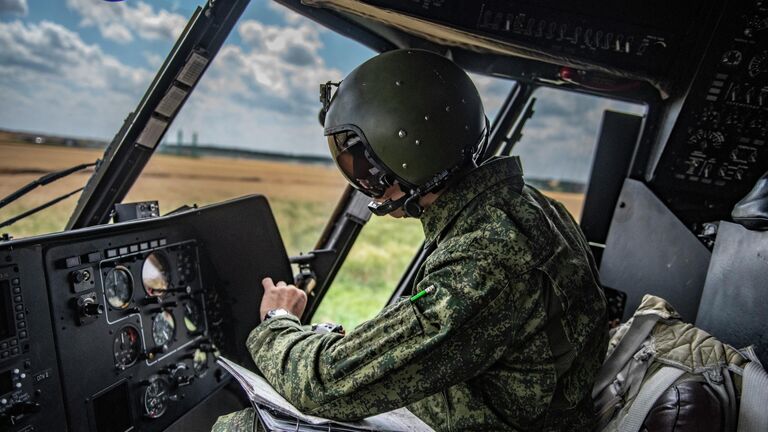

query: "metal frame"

left=67, top=0, right=250, bottom=229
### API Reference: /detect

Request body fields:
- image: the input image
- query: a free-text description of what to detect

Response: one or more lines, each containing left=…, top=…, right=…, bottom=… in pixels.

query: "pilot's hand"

left=260, top=277, right=307, bottom=322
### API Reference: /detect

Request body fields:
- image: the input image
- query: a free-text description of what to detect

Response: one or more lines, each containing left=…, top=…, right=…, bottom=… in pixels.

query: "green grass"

left=313, top=215, right=424, bottom=329
left=269, top=197, right=425, bottom=329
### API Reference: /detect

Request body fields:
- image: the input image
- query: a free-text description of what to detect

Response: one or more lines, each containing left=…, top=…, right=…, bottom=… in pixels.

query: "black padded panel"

left=695, top=222, right=768, bottom=365
left=581, top=110, right=643, bottom=246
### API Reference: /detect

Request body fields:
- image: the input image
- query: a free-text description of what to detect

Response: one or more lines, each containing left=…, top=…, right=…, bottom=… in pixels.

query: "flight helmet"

left=321, top=49, right=487, bottom=217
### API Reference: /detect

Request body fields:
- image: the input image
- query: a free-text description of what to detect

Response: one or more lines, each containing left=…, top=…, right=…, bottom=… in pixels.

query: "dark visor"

left=327, top=132, right=392, bottom=198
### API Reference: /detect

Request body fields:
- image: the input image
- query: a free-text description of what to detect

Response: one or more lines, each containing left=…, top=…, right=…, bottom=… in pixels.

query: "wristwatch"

left=263, top=308, right=291, bottom=322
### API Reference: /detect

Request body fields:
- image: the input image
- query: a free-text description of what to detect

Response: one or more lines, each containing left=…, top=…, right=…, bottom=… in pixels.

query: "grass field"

left=0, top=137, right=584, bottom=329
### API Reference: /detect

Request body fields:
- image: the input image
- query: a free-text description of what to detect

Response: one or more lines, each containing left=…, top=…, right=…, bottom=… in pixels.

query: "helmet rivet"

left=424, top=115, right=429, bottom=121
left=402, top=163, right=408, bottom=169
left=398, top=129, right=407, bottom=138
left=415, top=139, right=420, bottom=145
left=464, top=125, right=470, bottom=130
left=395, top=80, right=402, bottom=86
left=445, top=106, right=451, bottom=112
left=461, top=98, right=466, bottom=104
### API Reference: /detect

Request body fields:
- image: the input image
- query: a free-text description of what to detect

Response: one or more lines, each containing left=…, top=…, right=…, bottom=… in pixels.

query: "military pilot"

left=213, top=49, right=608, bottom=431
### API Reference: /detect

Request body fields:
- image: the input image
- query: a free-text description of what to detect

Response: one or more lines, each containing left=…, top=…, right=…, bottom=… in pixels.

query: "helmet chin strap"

left=367, top=192, right=425, bottom=217
left=367, top=194, right=409, bottom=216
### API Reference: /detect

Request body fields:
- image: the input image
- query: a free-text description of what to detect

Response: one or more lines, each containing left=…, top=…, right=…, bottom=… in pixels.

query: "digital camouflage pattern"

left=213, top=156, right=608, bottom=431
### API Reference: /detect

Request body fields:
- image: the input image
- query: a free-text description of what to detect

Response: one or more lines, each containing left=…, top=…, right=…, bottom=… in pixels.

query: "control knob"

left=79, top=299, right=103, bottom=317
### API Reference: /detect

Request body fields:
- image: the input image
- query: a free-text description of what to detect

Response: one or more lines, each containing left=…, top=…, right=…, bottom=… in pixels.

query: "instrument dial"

left=688, top=129, right=725, bottom=150
left=721, top=49, right=743, bottom=67
left=748, top=51, right=768, bottom=78
left=142, top=376, right=170, bottom=419
left=184, top=301, right=204, bottom=333
left=113, top=325, right=141, bottom=369
left=152, top=310, right=176, bottom=347
left=104, top=266, right=133, bottom=309
left=143, top=251, right=171, bottom=296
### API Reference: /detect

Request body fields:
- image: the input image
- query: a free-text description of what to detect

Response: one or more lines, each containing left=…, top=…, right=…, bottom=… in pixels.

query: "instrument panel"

left=650, top=0, right=768, bottom=224
left=0, top=195, right=293, bottom=431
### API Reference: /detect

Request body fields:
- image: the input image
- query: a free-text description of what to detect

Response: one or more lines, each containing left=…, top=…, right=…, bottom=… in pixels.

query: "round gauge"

left=192, top=349, right=208, bottom=377
left=142, top=376, right=170, bottom=419
left=183, top=301, right=204, bottom=333
left=748, top=51, right=768, bottom=78
left=142, top=252, right=171, bottom=296
left=721, top=49, right=743, bottom=67
left=688, top=129, right=725, bottom=150
left=104, top=266, right=133, bottom=309
left=152, top=310, right=176, bottom=347
left=113, top=325, right=141, bottom=369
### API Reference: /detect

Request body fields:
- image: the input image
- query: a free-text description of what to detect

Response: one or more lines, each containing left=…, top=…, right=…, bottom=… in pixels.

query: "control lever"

left=142, top=344, right=168, bottom=360
left=80, top=302, right=102, bottom=316
left=197, top=342, right=216, bottom=353
left=76, top=295, right=103, bottom=325
left=142, top=296, right=160, bottom=306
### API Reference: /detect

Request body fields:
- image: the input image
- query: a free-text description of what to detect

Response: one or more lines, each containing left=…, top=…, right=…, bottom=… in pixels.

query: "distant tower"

left=177, top=129, right=183, bottom=146
left=191, top=132, right=198, bottom=157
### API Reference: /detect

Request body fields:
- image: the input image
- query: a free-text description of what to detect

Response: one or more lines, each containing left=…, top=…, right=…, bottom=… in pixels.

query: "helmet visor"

left=327, top=132, right=391, bottom=198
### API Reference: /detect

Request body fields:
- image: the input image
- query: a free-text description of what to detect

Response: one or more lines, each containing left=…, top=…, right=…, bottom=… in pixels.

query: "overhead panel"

left=304, top=0, right=716, bottom=98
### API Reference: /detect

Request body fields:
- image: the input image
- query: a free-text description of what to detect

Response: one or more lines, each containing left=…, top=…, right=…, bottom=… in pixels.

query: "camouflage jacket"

left=212, top=156, right=608, bottom=432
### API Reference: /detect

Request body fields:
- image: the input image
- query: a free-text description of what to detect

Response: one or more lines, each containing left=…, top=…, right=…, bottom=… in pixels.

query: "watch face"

left=266, top=308, right=289, bottom=320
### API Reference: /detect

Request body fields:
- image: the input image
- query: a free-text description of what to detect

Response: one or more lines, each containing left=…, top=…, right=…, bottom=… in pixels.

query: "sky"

left=0, top=0, right=645, bottom=182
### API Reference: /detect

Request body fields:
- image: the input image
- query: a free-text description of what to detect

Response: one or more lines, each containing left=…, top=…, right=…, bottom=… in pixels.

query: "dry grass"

left=0, top=139, right=584, bottom=238
left=0, top=139, right=347, bottom=240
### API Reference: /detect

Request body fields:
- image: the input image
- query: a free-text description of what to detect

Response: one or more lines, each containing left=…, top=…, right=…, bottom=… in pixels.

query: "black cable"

left=0, top=187, right=85, bottom=230
left=0, top=161, right=97, bottom=210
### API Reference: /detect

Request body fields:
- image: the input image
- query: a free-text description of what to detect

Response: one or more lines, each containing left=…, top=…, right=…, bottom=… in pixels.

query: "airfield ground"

left=0, top=138, right=584, bottom=328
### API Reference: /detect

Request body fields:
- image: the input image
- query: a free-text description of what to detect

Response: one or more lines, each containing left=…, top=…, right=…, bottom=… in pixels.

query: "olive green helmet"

left=321, top=49, right=487, bottom=216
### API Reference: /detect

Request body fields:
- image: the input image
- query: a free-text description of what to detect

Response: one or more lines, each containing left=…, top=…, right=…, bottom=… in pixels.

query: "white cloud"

left=0, top=20, right=152, bottom=138
left=0, top=20, right=150, bottom=92
left=168, top=16, right=344, bottom=154
left=66, top=0, right=186, bottom=44
left=0, top=0, right=27, bottom=16
left=191, top=18, right=342, bottom=115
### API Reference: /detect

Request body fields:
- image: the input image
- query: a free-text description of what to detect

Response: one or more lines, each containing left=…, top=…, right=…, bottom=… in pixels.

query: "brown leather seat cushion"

left=641, top=380, right=723, bottom=432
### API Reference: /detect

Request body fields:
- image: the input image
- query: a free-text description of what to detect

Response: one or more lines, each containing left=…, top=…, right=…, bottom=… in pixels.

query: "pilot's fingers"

left=262, top=277, right=275, bottom=290
left=276, top=281, right=287, bottom=288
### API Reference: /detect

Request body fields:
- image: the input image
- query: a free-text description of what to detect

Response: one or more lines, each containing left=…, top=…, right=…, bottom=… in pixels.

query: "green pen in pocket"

left=410, top=285, right=435, bottom=302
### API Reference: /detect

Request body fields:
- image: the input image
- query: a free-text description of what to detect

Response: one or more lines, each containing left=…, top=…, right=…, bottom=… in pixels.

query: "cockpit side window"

left=505, top=87, right=646, bottom=220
